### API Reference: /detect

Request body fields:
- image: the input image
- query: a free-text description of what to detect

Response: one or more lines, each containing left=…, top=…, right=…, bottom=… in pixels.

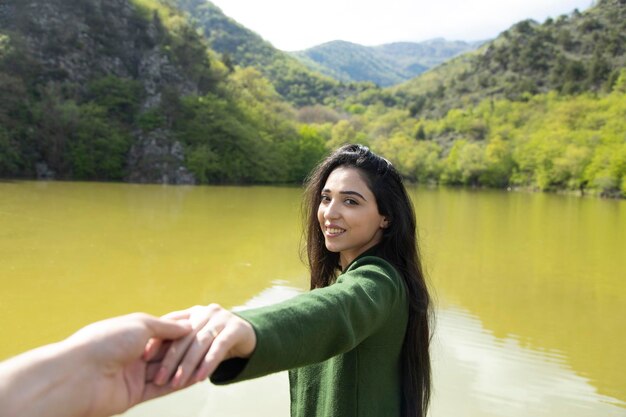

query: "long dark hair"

left=303, top=144, right=432, bottom=417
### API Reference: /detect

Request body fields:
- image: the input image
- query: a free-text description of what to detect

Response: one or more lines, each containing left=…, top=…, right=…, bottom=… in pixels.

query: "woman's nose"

left=323, top=200, right=340, bottom=220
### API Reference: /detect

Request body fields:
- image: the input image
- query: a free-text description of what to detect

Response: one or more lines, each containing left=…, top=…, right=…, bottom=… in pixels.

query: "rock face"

left=35, top=162, right=55, bottom=180
left=127, top=130, right=196, bottom=184
left=6, top=0, right=198, bottom=104
left=2, top=0, right=203, bottom=184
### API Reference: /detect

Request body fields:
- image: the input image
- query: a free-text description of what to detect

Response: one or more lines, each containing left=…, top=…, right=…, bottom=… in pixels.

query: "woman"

left=149, top=144, right=433, bottom=417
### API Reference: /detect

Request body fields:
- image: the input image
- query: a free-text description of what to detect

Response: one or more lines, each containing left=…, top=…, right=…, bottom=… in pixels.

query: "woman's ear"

left=380, top=216, right=390, bottom=229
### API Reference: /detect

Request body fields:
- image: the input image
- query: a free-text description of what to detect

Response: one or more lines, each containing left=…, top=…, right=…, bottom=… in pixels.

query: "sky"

left=208, top=0, right=595, bottom=51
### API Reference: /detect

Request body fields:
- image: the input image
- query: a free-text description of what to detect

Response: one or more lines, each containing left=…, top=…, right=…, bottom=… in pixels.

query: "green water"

left=0, top=181, right=624, bottom=416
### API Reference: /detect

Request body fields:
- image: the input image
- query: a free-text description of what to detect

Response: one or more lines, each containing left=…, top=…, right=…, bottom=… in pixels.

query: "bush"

left=86, top=76, right=143, bottom=124
left=68, top=104, right=132, bottom=180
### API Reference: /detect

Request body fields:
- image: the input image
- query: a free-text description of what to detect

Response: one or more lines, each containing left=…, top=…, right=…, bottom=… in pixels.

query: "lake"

left=0, top=181, right=624, bottom=416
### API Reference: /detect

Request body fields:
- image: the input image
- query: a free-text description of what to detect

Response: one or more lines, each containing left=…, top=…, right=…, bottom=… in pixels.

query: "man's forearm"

left=0, top=339, right=93, bottom=417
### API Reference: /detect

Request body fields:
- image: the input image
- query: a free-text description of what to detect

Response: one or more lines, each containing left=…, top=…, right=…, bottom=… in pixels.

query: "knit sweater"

left=211, top=252, right=409, bottom=417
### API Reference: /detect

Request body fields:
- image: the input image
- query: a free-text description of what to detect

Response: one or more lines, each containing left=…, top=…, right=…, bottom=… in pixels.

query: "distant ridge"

left=172, top=0, right=370, bottom=106
left=291, top=38, right=484, bottom=87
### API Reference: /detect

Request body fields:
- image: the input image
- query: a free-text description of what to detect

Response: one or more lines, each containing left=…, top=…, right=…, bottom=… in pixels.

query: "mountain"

left=291, top=40, right=412, bottom=87
left=376, top=39, right=485, bottom=70
left=393, top=0, right=626, bottom=117
left=0, top=0, right=327, bottom=184
left=292, top=38, right=483, bottom=87
left=171, top=0, right=370, bottom=106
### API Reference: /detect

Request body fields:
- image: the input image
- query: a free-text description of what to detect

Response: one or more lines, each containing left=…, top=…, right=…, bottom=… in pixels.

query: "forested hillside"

left=367, top=85, right=626, bottom=196
left=292, top=38, right=483, bottom=87
left=394, top=0, right=626, bottom=118
left=0, top=0, right=327, bottom=184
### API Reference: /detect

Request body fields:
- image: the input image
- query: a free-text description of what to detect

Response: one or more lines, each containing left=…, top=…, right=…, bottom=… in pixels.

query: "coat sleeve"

left=210, top=256, right=406, bottom=384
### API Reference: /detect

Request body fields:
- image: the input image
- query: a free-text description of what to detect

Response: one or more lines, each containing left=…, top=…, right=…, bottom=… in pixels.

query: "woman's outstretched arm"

left=153, top=257, right=405, bottom=388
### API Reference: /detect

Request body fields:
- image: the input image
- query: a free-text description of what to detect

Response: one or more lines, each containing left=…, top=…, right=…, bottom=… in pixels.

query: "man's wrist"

left=0, top=338, right=94, bottom=417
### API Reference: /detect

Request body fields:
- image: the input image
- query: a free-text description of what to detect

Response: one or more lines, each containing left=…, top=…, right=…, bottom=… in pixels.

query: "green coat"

left=211, top=251, right=409, bottom=417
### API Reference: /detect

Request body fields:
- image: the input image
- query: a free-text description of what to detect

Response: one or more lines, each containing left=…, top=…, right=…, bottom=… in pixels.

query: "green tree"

left=85, top=76, right=143, bottom=124
left=292, top=125, right=327, bottom=181
left=185, top=144, right=220, bottom=184
left=328, top=120, right=359, bottom=150
left=441, top=140, right=486, bottom=186
left=481, top=136, right=514, bottom=187
left=67, top=104, right=132, bottom=180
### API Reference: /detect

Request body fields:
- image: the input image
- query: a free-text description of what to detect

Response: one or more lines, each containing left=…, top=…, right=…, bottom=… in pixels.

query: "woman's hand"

left=147, top=304, right=256, bottom=388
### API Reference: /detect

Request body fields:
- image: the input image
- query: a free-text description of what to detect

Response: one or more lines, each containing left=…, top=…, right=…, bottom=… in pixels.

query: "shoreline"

left=2, top=177, right=624, bottom=200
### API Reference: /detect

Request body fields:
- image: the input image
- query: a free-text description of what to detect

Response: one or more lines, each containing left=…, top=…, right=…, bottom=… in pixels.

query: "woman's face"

left=317, top=166, right=388, bottom=269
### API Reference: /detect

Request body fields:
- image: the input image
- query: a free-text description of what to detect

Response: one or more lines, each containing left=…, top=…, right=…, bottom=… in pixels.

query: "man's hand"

left=67, top=313, right=192, bottom=417
left=0, top=313, right=191, bottom=417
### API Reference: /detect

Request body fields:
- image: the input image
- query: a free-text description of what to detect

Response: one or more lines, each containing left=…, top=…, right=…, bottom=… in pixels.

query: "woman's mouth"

left=325, top=227, right=346, bottom=236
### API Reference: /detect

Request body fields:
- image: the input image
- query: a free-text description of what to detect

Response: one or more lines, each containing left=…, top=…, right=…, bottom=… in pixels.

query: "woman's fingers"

left=152, top=305, right=221, bottom=386
left=145, top=340, right=173, bottom=370
left=149, top=304, right=256, bottom=387
left=144, top=311, right=192, bottom=360
left=192, top=323, right=238, bottom=382
left=192, top=316, right=256, bottom=382
left=152, top=336, right=190, bottom=385
left=170, top=321, right=224, bottom=388
left=143, top=337, right=163, bottom=361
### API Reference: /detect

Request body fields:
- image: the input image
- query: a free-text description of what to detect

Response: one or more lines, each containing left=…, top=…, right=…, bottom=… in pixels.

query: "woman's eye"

left=345, top=199, right=358, bottom=205
left=320, top=195, right=330, bottom=202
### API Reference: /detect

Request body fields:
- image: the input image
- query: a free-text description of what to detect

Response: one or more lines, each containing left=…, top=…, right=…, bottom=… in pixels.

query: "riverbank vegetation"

left=367, top=80, right=626, bottom=197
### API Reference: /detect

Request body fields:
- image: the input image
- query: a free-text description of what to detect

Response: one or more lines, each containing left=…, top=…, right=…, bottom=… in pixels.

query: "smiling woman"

left=150, top=144, right=433, bottom=417
left=318, top=166, right=389, bottom=268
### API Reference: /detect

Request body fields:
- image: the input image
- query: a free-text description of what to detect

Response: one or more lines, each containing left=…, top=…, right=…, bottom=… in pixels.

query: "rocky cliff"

left=0, top=0, right=215, bottom=183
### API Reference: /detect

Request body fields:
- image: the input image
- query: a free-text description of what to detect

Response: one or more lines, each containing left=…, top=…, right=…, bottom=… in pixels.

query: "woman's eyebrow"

left=321, top=189, right=367, bottom=201
left=340, top=190, right=367, bottom=201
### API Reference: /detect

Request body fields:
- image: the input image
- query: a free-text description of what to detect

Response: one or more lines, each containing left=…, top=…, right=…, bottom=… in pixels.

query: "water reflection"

left=431, top=306, right=625, bottom=417
left=410, top=187, right=626, bottom=404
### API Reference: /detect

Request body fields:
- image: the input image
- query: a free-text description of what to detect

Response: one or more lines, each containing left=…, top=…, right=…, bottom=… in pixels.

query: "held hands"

left=0, top=308, right=249, bottom=417
left=65, top=313, right=192, bottom=417
left=67, top=304, right=255, bottom=417
left=146, top=304, right=257, bottom=389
